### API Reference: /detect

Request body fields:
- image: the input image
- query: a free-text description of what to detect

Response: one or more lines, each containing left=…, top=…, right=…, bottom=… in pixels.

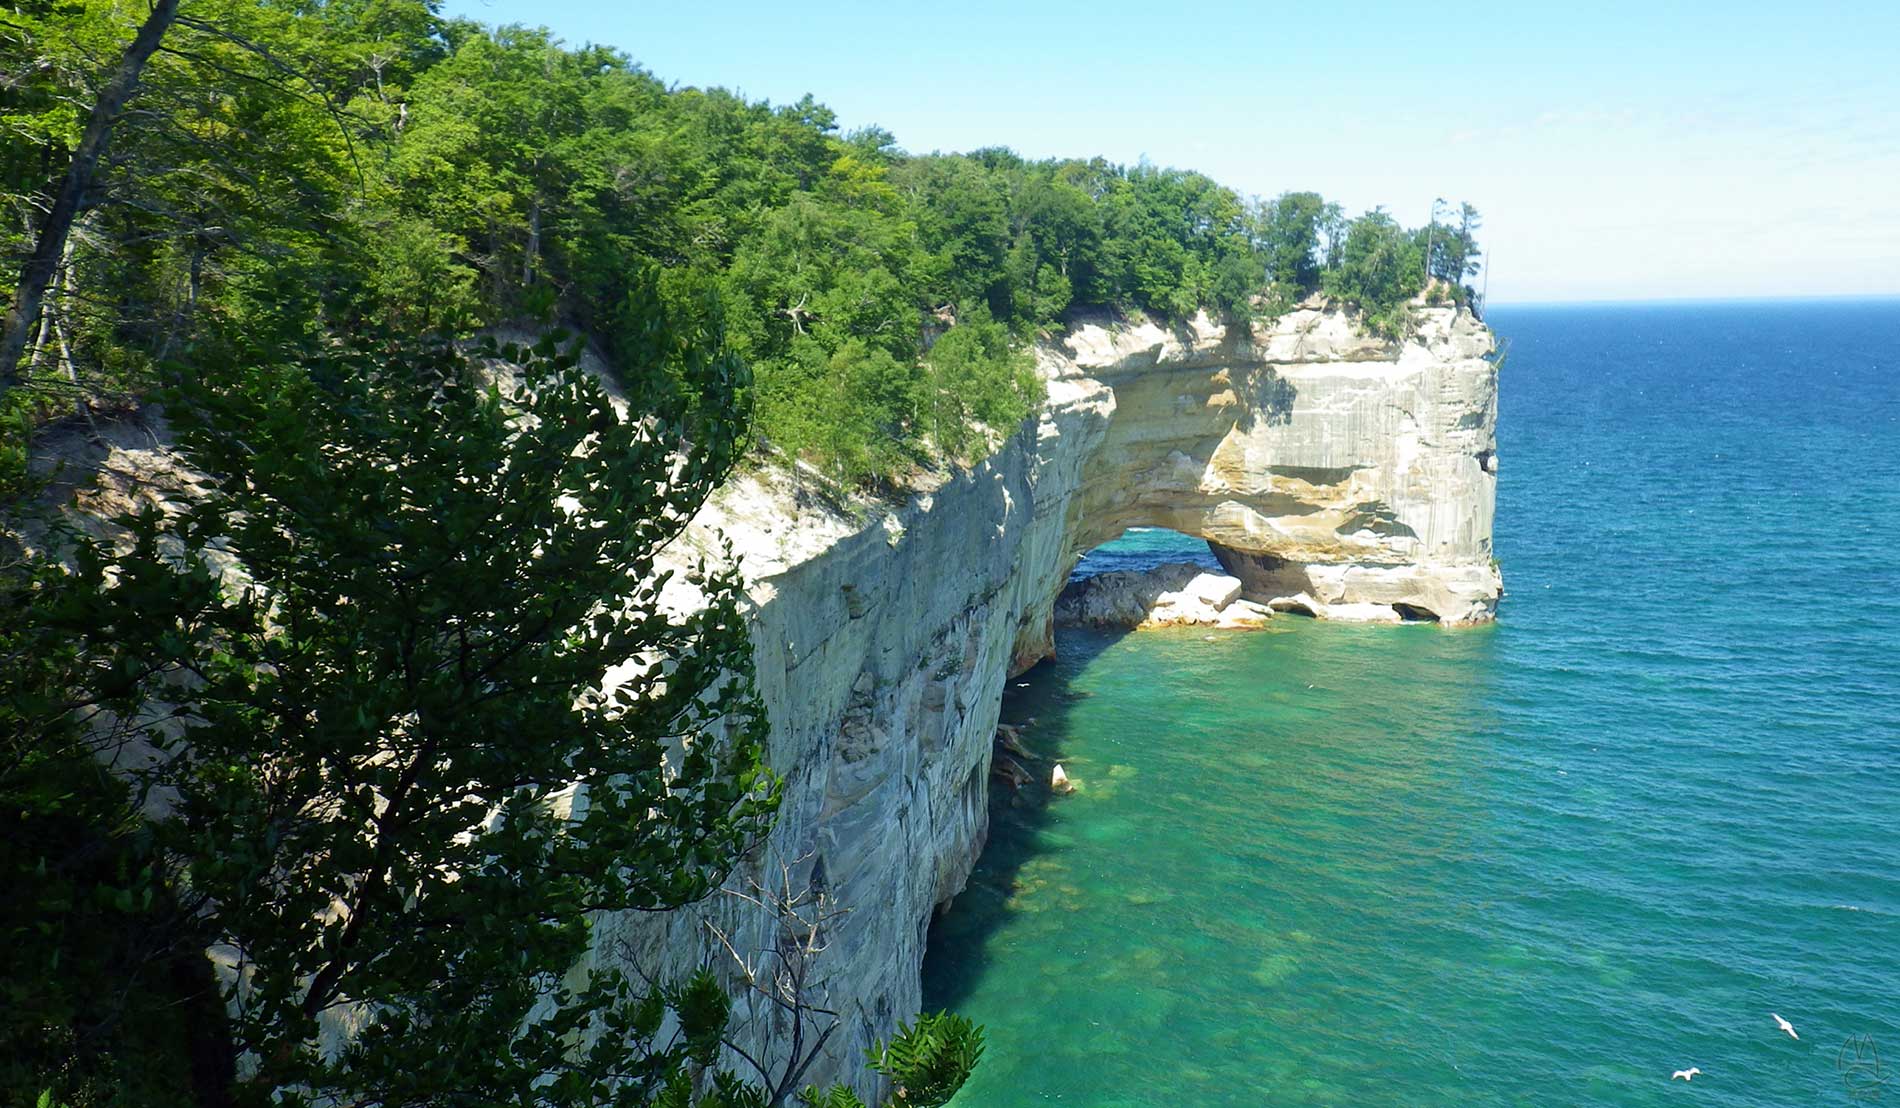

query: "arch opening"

left=1051, top=527, right=1275, bottom=634
left=1069, top=526, right=1220, bottom=582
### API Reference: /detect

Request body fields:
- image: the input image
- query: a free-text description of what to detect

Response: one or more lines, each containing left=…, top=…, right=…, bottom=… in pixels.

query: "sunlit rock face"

left=623, top=301, right=1501, bottom=1096
left=1040, top=301, right=1500, bottom=627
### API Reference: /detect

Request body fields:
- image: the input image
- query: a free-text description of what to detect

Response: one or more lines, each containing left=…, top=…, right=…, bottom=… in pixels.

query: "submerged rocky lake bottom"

left=921, top=301, right=1900, bottom=1106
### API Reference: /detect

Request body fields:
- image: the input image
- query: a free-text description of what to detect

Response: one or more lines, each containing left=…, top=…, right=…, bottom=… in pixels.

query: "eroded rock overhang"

left=1029, top=300, right=1501, bottom=635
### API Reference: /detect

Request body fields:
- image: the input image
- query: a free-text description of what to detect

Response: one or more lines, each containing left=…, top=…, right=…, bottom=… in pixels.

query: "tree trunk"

left=51, top=229, right=93, bottom=424
left=27, top=260, right=54, bottom=378
left=523, top=191, right=540, bottom=289
left=0, top=0, right=180, bottom=398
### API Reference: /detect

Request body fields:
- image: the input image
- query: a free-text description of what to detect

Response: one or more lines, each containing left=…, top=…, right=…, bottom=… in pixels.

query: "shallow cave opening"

left=1391, top=602, right=1441, bottom=623
left=1054, top=528, right=1232, bottom=631
left=1067, top=526, right=1219, bottom=584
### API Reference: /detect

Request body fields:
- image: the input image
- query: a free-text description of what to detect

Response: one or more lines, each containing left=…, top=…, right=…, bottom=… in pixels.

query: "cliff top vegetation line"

left=1, top=2, right=1481, bottom=492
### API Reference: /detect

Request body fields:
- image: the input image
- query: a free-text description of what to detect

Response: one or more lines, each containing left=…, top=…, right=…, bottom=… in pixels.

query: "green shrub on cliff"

left=798, top=1014, right=985, bottom=1108
left=1322, top=209, right=1429, bottom=339
left=924, top=305, right=1042, bottom=466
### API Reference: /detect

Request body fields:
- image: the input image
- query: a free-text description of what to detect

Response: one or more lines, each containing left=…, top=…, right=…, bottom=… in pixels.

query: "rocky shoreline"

left=1054, top=560, right=1451, bottom=631
left=1053, top=563, right=1274, bottom=630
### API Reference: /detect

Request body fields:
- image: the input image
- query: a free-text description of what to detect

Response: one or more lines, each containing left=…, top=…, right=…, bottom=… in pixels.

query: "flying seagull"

left=1671, top=1068, right=1701, bottom=1081
left=1772, top=1013, right=1798, bottom=1040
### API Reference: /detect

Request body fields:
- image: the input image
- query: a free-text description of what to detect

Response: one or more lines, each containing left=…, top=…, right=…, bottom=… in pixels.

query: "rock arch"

left=1010, top=300, right=1500, bottom=668
left=639, top=301, right=1506, bottom=1095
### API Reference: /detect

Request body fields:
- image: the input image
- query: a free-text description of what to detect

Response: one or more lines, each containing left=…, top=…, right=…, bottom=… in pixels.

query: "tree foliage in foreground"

left=1, top=319, right=975, bottom=1106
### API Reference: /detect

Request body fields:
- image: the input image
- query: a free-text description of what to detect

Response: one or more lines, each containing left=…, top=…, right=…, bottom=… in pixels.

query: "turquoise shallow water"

left=921, top=300, right=1900, bottom=1106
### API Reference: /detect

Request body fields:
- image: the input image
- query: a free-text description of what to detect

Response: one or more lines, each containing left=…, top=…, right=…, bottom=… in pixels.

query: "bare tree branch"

left=700, top=855, right=854, bottom=1106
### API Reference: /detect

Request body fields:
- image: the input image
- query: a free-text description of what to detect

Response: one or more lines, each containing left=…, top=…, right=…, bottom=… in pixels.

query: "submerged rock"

left=992, top=754, right=1034, bottom=791
left=995, top=723, right=1038, bottom=762
left=1215, top=599, right=1275, bottom=629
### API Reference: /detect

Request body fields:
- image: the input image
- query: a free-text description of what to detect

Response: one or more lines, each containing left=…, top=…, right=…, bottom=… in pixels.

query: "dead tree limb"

left=704, top=855, right=853, bottom=1106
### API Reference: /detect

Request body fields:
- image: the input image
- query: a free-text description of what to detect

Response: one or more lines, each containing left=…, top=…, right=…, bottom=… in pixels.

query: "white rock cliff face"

left=619, top=302, right=1501, bottom=1095
left=1042, top=301, right=1500, bottom=626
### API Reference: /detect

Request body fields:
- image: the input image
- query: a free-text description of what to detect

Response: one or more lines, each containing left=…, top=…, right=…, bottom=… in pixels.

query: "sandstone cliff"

left=620, top=301, right=1501, bottom=1094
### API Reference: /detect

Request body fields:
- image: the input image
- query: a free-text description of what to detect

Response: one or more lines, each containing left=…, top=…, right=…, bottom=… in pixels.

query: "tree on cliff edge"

left=3, top=299, right=790, bottom=1104
left=4, top=306, right=983, bottom=1104
left=0, top=0, right=179, bottom=400
left=4, top=292, right=984, bottom=1103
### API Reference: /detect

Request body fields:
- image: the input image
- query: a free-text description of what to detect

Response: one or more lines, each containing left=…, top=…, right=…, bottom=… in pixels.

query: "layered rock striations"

left=627, top=301, right=1501, bottom=1093
left=1038, top=300, right=1500, bottom=627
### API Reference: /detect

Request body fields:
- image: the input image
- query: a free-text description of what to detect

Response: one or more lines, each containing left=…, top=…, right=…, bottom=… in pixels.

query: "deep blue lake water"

left=922, top=299, right=1900, bottom=1106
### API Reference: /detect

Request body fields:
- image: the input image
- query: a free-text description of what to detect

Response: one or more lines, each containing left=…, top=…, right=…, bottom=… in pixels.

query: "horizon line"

left=1487, top=291, right=1900, bottom=309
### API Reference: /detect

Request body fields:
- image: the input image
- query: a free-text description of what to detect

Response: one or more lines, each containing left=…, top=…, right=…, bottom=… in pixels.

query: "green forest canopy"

left=1, top=1, right=1481, bottom=488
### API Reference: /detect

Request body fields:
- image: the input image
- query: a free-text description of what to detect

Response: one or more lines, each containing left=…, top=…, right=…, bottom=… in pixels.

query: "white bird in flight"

left=1772, top=1013, right=1798, bottom=1040
left=1671, top=1067, right=1701, bottom=1081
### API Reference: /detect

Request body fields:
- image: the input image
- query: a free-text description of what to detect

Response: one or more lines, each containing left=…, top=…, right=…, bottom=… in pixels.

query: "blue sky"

left=444, top=0, right=1900, bottom=304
